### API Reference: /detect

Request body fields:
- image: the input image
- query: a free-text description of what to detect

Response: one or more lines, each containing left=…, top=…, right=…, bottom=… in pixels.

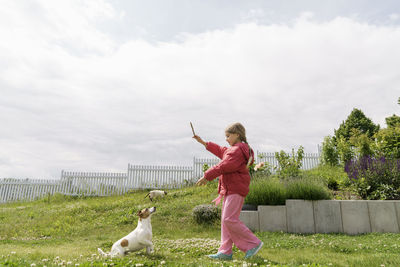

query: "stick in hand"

left=190, top=122, right=196, bottom=136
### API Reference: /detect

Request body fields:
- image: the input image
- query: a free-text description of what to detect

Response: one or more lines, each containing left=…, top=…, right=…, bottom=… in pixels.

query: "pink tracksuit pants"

left=217, top=194, right=261, bottom=254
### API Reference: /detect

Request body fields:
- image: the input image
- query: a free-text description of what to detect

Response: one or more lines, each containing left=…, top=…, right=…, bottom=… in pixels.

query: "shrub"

left=337, top=136, right=354, bottom=165
left=374, top=126, right=400, bottom=159
left=301, top=165, right=350, bottom=190
left=245, top=175, right=332, bottom=206
left=249, top=160, right=272, bottom=177
left=321, top=136, right=339, bottom=166
left=349, top=130, right=374, bottom=158
left=285, top=178, right=332, bottom=201
left=275, top=146, right=304, bottom=178
left=344, top=156, right=400, bottom=200
left=192, top=204, right=220, bottom=224
left=245, top=177, right=286, bottom=206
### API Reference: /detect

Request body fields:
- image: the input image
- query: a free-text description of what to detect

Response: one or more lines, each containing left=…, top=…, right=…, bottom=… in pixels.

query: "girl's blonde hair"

left=225, top=122, right=253, bottom=168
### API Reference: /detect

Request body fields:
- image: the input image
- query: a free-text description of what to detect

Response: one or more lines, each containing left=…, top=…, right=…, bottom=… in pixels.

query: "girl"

left=193, top=122, right=263, bottom=260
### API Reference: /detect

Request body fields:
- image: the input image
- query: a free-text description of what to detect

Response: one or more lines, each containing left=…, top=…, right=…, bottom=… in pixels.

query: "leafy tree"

left=349, top=129, right=374, bottom=158
left=336, top=136, right=354, bottom=164
left=334, top=108, right=380, bottom=143
left=374, top=126, right=400, bottom=158
left=321, top=136, right=339, bottom=166
left=385, top=114, right=400, bottom=128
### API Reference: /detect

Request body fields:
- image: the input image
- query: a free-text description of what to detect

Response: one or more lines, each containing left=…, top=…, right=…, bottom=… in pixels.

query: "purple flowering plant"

left=344, top=156, right=400, bottom=200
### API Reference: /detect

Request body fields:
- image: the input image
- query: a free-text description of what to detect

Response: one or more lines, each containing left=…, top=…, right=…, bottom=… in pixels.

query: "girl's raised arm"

left=193, top=135, right=207, bottom=148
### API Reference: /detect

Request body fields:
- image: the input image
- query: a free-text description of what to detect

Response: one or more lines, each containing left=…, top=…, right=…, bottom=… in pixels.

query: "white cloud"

left=0, top=2, right=399, bottom=178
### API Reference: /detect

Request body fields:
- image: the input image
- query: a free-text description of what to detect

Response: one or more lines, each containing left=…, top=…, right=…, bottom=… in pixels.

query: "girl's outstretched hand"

left=193, top=135, right=207, bottom=147
left=196, top=176, right=208, bottom=186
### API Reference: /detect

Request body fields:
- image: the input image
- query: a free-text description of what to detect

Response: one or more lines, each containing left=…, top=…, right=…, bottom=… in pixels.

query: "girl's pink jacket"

left=204, top=142, right=254, bottom=197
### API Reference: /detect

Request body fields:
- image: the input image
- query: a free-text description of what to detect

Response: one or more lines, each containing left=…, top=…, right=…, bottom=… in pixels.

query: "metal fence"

left=0, top=151, right=321, bottom=204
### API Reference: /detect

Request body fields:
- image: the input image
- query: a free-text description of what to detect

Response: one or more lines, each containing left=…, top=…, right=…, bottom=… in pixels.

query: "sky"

left=1, top=0, right=399, bottom=179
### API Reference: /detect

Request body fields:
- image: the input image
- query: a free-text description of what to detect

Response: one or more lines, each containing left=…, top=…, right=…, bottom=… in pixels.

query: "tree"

left=321, top=136, right=339, bottom=166
left=374, top=126, right=400, bottom=158
left=334, top=108, right=379, bottom=143
left=385, top=114, right=400, bottom=128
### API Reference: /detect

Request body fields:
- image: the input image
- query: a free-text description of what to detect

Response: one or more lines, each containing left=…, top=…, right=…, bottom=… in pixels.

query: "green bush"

left=192, top=204, right=220, bottom=224
left=374, top=126, right=400, bottom=158
left=275, top=146, right=304, bottom=178
left=321, top=136, right=339, bottom=166
left=337, top=136, right=354, bottom=165
left=345, top=156, right=400, bottom=200
left=285, top=178, right=332, bottom=201
left=245, top=177, right=286, bottom=206
left=301, top=165, right=351, bottom=189
left=245, top=175, right=332, bottom=206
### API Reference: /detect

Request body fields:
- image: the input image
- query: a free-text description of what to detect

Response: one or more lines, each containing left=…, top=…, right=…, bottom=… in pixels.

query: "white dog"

left=144, top=190, right=167, bottom=201
left=98, top=207, right=156, bottom=257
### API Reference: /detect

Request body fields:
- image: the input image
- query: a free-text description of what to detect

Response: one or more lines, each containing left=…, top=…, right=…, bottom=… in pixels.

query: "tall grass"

left=285, top=178, right=332, bottom=200
left=245, top=173, right=332, bottom=206
left=245, top=177, right=286, bottom=205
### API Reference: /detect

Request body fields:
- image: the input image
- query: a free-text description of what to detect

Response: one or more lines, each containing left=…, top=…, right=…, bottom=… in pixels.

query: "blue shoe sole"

left=244, top=241, right=264, bottom=259
left=207, top=253, right=233, bottom=260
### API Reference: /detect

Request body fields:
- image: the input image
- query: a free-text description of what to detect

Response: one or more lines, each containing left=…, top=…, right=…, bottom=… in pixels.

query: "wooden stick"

left=190, top=122, right=196, bottom=136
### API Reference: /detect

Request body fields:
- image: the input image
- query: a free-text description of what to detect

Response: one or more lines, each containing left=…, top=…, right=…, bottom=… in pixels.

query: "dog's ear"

left=164, top=191, right=168, bottom=195
left=136, top=210, right=141, bottom=216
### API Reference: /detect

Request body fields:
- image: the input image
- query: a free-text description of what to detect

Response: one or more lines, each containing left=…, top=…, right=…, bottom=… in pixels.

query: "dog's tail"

left=98, top=248, right=109, bottom=257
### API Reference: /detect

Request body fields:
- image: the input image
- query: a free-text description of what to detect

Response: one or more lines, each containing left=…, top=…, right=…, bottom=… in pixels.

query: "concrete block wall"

left=239, top=210, right=259, bottom=232
left=240, top=200, right=400, bottom=235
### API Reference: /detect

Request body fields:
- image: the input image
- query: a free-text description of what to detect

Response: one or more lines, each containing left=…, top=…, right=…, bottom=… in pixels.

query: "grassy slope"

left=1, top=180, right=400, bottom=267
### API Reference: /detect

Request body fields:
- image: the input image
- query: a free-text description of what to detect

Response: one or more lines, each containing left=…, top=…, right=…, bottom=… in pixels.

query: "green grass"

left=245, top=174, right=332, bottom=206
left=245, top=177, right=287, bottom=205
left=1, top=180, right=400, bottom=266
left=285, top=178, right=332, bottom=201
left=301, top=165, right=350, bottom=187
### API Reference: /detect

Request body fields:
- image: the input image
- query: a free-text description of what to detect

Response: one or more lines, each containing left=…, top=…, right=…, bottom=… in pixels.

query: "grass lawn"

left=1, top=181, right=400, bottom=266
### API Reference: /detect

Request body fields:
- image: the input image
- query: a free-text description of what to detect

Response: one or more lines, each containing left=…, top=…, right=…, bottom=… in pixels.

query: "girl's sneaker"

left=244, top=241, right=264, bottom=259
left=207, top=252, right=233, bottom=260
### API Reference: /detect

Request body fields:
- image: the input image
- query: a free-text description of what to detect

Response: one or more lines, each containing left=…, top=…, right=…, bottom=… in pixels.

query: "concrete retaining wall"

left=240, top=200, right=400, bottom=235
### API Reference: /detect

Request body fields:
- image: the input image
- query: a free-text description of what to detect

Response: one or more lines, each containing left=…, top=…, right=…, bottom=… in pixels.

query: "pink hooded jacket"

left=204, top=141, right=254, bottom=197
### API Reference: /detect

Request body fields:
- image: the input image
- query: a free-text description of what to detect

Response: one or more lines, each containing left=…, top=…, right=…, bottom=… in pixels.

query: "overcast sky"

left=1, top=0, right=399, bottom=179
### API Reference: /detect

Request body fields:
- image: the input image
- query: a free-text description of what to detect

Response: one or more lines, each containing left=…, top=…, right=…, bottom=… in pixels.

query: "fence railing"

left=127, top=164, right=194, bottom=189
left=0, top=178, right=61, bottom=203
left=0, top=151, right=321, bottom=204
left=61, top=171, right=128, bottom=196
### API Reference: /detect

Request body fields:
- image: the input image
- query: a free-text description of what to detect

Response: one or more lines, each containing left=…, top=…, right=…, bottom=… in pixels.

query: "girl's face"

left=225, top=132, right=240, bottom=146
